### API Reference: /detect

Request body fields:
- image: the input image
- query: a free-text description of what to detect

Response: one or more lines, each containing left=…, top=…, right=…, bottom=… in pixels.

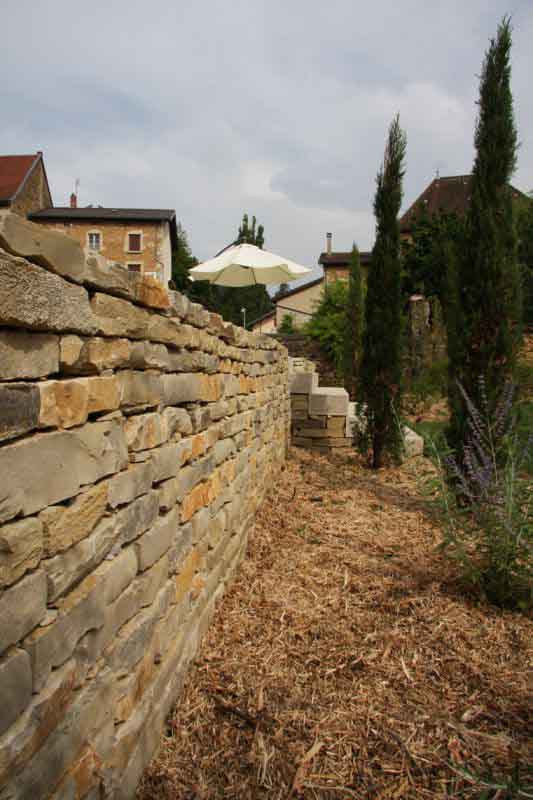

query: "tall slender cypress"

left=343, top=244, right=364, bottom=399
left=447, top=17, right=521, bottom=459
left=360, top=116, right=407, bottom=468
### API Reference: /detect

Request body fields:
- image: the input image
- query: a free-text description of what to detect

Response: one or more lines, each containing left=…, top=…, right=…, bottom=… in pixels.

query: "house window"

left=128, top=232, right=142, bottom=252
left=87, top=231, right=101, bottom=251
left=127, top=263, right=142, bottom=273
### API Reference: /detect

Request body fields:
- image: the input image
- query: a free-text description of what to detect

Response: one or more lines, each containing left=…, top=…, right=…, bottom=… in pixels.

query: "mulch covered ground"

left=138, top=447, right=532, bottom=799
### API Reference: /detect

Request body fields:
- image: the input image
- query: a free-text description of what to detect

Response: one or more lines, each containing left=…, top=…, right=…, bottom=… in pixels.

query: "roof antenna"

left=435, top=167, right=440, bottom=180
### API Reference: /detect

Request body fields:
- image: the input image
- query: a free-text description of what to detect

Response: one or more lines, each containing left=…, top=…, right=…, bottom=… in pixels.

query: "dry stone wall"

left=0, top=214, right=289, bottom=800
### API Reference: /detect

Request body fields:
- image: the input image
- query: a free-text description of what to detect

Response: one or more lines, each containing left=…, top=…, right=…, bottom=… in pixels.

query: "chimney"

left=326, top=232, right=332, bottom=255
left=70, top=193, right=77, bottom=209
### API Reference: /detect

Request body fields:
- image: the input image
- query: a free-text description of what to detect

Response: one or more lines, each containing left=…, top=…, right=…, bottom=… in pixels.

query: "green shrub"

left=432, top=381, right=532, bottom=610
left=278, top=313, right=296, bottom=334
left=305, top=280, right=349, bottom=376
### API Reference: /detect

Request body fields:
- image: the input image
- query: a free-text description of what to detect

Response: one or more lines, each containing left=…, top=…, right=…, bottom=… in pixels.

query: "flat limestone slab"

left=290, top=372, right=318, bottom=395
left=308, top=387, right=348, bottom=416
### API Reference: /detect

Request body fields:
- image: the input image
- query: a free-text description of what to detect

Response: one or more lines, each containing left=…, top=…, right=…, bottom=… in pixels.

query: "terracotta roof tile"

left=0, top=154, right=40, bottom=203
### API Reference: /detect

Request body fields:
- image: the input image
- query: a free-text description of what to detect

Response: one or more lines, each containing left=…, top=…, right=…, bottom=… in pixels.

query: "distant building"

left=29, top=199, right=178, bottom=286
left=0, top=152, right=52, bottom=216
left=274, top=277, right=323, bottom=329
left=318, top=233, right=371, bottom=284
left=399, top=173, right=528, bottom=240
left=249, top=309, right=277, bottom=334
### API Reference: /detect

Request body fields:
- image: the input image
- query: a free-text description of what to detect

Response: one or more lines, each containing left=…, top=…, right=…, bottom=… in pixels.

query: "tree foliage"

left=401, top=208, right=465, bottom=308
left=360, top=115, right=406, bottom=468
left=447, top=17, right=521, bottom=464
left=343, top=245, right=364, bottom=398
left=305, top=280, right=349, bottom=376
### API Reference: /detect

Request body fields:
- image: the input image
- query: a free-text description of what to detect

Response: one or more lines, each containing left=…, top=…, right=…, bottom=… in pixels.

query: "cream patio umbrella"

left=188, top=243, right=312, bottom=286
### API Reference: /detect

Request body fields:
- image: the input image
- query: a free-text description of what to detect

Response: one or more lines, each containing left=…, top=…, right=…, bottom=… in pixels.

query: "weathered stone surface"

left=0, top=249, right=96, bottom=334
left=290, top=371, right=318, bottom=394
left=175, top=548, right=202, bottom=604
left=162, top=373, right=222, bottom=406
left=60, top=335, right=131, bottom=374
left=181, top=483, right=210, bottom=523
left=0, top=570, right=47, bottom=655
left=0, top=517, right=43, bottom=588
left=308, top=387, right=349, bottom=416
left=87, top=375, right=120, bottom=414
left=166, top=350, right=219, bottom=374
left=138, top=554, right=169, bottom=607
left=0, top=419, right=126, bottom=520
left=0, top=648, right=32, bottom=737
left=0, top=383, right=40, bottom=441
left=85, top=257, right=169, bottom=311
left=90, top=293, right=150, bottom=338
left=135, top=508, right=179, bottom=571
left=1, top=665, right=115, bottom=799
left=0, top=213, right=85, bottom=283
left=23, top=573, right=106, bottom=691
left=162, top=406, right=192, bottom=438
left=42, top=515, right=116, bottom=602
left=0, top=330, right=59, bottom=381
left=0, top=658, right=80, bottom=790
left=98, top=547, right=138, bottom=605
left=125, top=412, right=169, bottom=451
left=38, top=378, right=89, bottom=429
left=213, top=438, right=236, bottom=466
left=114, top=491, right=159, bottom=547
left=151, top=439, right=193, bottom=483
left=40, top=481, right=108, bottom=557
left=130, top=341, right=169, bottom=371
left=117, top=370, right=162, bottom=409
left=107, top=463, right=154, bottom=509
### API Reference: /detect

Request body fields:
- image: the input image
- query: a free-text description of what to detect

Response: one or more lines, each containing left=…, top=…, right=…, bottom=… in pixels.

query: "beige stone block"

left=0, top=570, right=47, bottom=656
left=0, top=647, right=32, bottom=737
left=0, top=517, right=43, bottom=588
left=90, top=292, right=150, bottom=338
left=118, top=370, right=162, bottom=409
left=38, top=378, right=89, bottom=429
left=0, top=249, right=96, bottom=334
left=42, top=515, right=117, bottom=602
left=125, top=412, right=169, bottom=451
left=181, top=482, right=210, bottom=522
left=40, top=481, right=109, bottom=557
left=0, top=330, right=59, bottom=381
left=135, top=508, right=179, bottom=572
left=23, top=572, right=106, bottom=691
left=151, top=439, right=193, bottom=483
left=107, top=462, right=154, bottom=509
left=60, top=335, right=131, bottom=374
left=130, top=341, right=169, bottom=370
left=308, top=387, right=349, bottom=416
left=114, top=491, right=159, bottom=547
left=87, top=375, right=120, bottom=414
left=0, top=213, right=85, bottom=283
left=175, top=548, right=201, bottom=604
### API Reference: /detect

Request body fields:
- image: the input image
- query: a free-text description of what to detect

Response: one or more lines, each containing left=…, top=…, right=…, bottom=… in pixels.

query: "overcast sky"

left=2, top=0, right=532, bottom=275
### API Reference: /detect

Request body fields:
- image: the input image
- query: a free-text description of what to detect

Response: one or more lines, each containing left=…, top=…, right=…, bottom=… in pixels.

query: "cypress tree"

left=360, top=115, right=407, bottom=468
left=447, top=17, right=521, bottom=459
left=343, top=244, right=364, bottom=399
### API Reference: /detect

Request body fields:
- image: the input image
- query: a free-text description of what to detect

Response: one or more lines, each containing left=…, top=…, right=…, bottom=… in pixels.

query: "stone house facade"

left=0, top=152, right=52, bottom=216
left=29, top=203, right=178, bottom=287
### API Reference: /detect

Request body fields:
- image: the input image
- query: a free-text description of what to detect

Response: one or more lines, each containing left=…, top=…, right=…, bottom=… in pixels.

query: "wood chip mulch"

left=138, top=447, right=532, bottom=799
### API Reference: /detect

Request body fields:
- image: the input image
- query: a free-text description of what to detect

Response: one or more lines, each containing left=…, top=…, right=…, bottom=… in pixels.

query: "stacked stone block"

left=0, top=214, right=289, bottom=799
left=290, top=370, right=351, bottom=453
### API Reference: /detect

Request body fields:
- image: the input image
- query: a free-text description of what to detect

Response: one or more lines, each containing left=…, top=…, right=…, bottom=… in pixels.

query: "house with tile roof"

left=0, top=152, right=52, bottom=216
left=29, top=201, right=178, bottom=286
left=399, top=173, right=528, bottom=239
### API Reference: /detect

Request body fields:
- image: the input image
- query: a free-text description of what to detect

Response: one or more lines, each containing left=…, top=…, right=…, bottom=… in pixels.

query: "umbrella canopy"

left=188, top=243, right=312, bottom=287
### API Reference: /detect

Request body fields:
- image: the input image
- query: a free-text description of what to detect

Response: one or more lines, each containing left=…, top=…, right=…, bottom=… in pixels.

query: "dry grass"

left=138, top=448, right=532, bottom=799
